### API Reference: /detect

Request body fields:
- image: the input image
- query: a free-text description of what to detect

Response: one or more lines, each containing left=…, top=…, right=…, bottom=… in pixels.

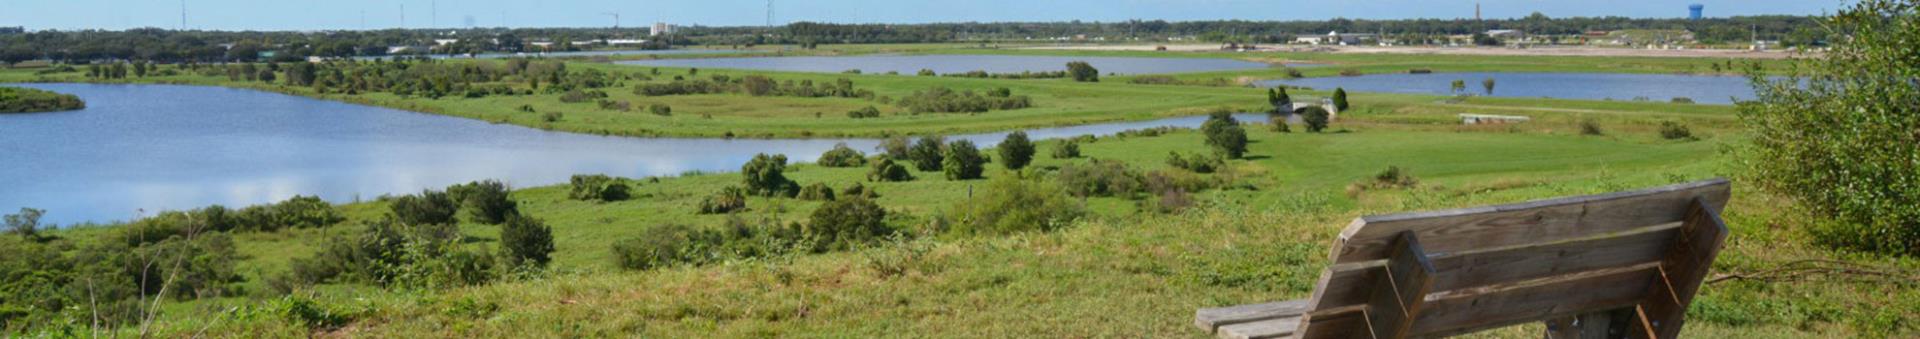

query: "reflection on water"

left=618, top=54, right=1287, bottom=75
left=0, top=83, right=1261, bottom=224
left=1257, top=72, right=1758, bottom=104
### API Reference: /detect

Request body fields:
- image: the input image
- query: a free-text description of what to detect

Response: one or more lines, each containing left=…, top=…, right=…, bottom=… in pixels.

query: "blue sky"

left=0, top=0, right=1852, bottom=31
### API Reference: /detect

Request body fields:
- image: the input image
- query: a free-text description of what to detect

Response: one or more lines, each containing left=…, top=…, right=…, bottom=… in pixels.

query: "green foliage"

left=1066, top=61, right=1099, bottom=82
left=1579, top=119, right=1605, bottom=136
left=742, top=153, right=799, bottom=197
left=698, top=186, right=749, bottom=214
left=867, top=158, right=914, bottom=182
left=1268, top=87, right=1292, bottom=112
left=390, top=190, right=459, bottom=225
left=1737, top=0, right=1920, bottom=255
left=273, top=295, right=355, bottom=331
left=842, top=183, right=880, bottom=200
left=847, top=105, right=882, bottom=119
left=568, top=174, right=631, bottom=202
left=908, top=136, right=946, bottom=172
left=998, top=131, right=1036, bottom=170
left=942, top=139, right=989, bottom=180
left=817, top=143, right=868, bottom=167
left=499, top=215, right=556, bottom=269
left=1051, top=139, right=1082, bottom=159
left=611, top=224, right=723, bottom=270
left=1200, top=110, right=1249, bottom=159
left=448, top=180, right=518, bottom=224
left=879, top=136, right=912, bottom=160
left=797, top=183, right=838, bottom=201
left=1450, top=79, right=1468, bottom=94
left=917, top=69, right=936, bottom=76
left=896, top=87, right=1033, bottom=114
left=0, top=87, right=85, bottom=113
left=1331, top=88, right=1350, bottom=112
left=1659, top=121, right=1695, bottom=140
left=1270, top=115, right=1292, bottom=133
left=949, top=176, right=1081, bottom=236
left=804, top=197, right=892, bottom=252
left=1298, top=106, right=1331, bottom=133
left=1056, top=160, right=1145, bottom=198
left=4, top=208, right=43, bottom=240
left=1167, top=151, right=1225, bottom=174
left=647, top=103, right=673, bottom=116
left=284, top=220, right=494, bottom=290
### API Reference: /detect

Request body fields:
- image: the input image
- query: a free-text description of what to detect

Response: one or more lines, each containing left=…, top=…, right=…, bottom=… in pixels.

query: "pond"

left=1256, top=72, right=1759, bottom=104
left=0, top=83, right=1262, bottom=225
left=617, top=55, right=1286, bottom=75
left=401, top=48, right=746, bottom=60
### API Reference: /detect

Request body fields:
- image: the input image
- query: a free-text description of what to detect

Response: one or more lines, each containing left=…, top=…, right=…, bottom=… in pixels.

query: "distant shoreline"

left=1021, top=44, right=1805, bottom=59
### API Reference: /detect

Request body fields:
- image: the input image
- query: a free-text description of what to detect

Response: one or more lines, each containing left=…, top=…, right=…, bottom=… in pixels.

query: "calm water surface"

left=0, top=83, right=1258, bottom=224
left=618, top=55, right=1284, bottom=75
left=1258, top=72, right=1758, bottom=104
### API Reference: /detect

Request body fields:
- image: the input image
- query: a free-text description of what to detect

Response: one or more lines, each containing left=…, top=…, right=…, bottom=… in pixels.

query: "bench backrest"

left=1294, top=178, right=1732, bottom=338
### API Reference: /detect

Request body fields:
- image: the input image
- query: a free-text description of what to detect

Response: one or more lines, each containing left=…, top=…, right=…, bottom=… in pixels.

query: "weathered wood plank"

left=1214, top=316, right=1302, bottom=339
left=1410, top=265, right=1659, bottom=337
left=1308, top=223, right=1681, bottom=310
left=1298, top=309, right=1369, bottom=339
left=1366, top=232, right=1435, bottom=339
left=1330, top=179, right=1730, bottom=265
left=1635, top=198, right=1729, bottom=338
left=1195, top=300, right=1310, bottom=333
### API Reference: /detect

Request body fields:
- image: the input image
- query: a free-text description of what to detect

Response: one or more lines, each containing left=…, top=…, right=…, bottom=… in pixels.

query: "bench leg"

left=1543, top=308, right=1633, bottom=339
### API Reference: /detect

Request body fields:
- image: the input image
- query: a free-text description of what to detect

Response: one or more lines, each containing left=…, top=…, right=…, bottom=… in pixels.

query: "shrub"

left=797, top=183, right=837, bottom=201
left=742, top=154, right=799, bottom=197
left=390, top=190, right=458, bottom=225
left=568, top=174, right=631, bottom=201
left=611, top=224, right=723, bottom=270
left=4, top=208, right=43, bottom=240
left=1579, top=119, right=1605, bottom=136
left=1167, top=152, right=1225, bottom=174
left=231, top=196, right=345, bottom=232
left=558, top=89, right=607, bottom=103
left=1066, top=61, right=1099, bottom=82
left=647, top=104, right=672, bottom=116
left=698, top=186, right=748, bottom=214
left=1270, top=115, right=1292, bottom=133
left=596, top=99, right=631, bottom=111
left=1671, top=97, right=1695, bottom=104
left=943, top=140, right=989, bottom=180
left=1737, top=0, right=1920, bottom=256
left=998, top=131, right=1036, bottom=170
left=908, top=136, right=946, bottom=171
left=803, top=197, right=892, bottom=252
left=1051, top=140, right=1081, bottom=159
left=448, top=180, right=517, bottom=224
left=879, top=136, right=912, bottom=160
left=1339, top=69, right=1363, bottom=76
left=1298, top=106, right=1331, bottom=133
left=498, top=215, right=555, bottom=269
left=1057, top=160, right=1145, bottom=198
left=1362, top=166, right=1420, bottom=189
left=867, top=158, right=915, bottom=182
left=817, top=143, right=868, bottom=167
left=1659, top=121, right=1695, bottom=140
left=541, top=111, right=563, bottom=122
left=847, top=106, right=882, bottom=119
left=843, top=183, right=880, bottom=199
left=1332, top=88, right=1350, bottom=111
left=950, top=176, right=1081, bottom=235
left=895, top=87, right=1033, bottom=114
left=1201, top=110, right=1249, bottom=159
left=917, top=69, right=936, bottom=76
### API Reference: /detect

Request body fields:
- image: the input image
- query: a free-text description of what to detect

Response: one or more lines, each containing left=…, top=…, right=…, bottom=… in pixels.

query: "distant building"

left=651, top=22, right=675, bottom=36
left=1459, top=114, right=1532, bottom=125
left=1485, top=30, right=1524, bottom=38
left=1689, top=4, right=1705, bottom=20
left=432, top=39, right=459, bottom=46
left=1297, top=31, right=1377, bottom=45
left=605, top=39, right=648, bottom=46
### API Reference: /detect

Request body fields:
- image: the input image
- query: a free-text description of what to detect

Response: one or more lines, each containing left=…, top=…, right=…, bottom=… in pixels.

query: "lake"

left=404, top=48, right=746, bottom=60
left=617, top=55, right=1284, bottom=75
left=0, top=83, right=1261, bottom=225
left=1257, top=72, right=1758, bottom=104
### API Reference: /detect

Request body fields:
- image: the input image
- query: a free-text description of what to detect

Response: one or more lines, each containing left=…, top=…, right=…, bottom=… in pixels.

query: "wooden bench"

left=1195, top=179, right=1732, bottom=339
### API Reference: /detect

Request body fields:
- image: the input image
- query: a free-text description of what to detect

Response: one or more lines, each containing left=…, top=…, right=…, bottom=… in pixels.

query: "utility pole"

left=401, top=4, right=406, bottom=28
left=766, top=0, right=775, bottom=28
left=431, top=0, right=438, bottom=28
left=179, top=0, right=187, bottom=30
left=603, top=12, right=621, bottom=28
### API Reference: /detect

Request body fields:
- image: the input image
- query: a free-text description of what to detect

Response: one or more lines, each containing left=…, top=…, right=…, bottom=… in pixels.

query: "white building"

left=651, top=22, right=676, bottom=36
left=1297, top=31, right=1377, bottom=45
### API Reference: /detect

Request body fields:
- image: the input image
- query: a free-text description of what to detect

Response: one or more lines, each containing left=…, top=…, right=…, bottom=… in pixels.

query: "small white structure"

left=605, top=39, right=648, bottom=46
left=432, top=39, right=460, bottom=46
left=651, top=22, right=676, bottom=36
left=1458, top=113, right=1532, bottom=125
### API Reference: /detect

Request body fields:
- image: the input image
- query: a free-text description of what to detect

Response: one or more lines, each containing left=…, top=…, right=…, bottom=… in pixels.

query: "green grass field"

left=5, top=47, right=1911, bottom=337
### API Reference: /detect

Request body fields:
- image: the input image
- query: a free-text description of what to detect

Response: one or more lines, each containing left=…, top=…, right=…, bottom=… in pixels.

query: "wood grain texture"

left=1307, top=223, right=1680, bottom=310
left=1365, top=232, right=1435, bottom=339
left=1634, top=198, right=1730, bottom=338
left=1195, top=300, right=1310, bottom=333
left=1410, top=266, right=1658, bottom=337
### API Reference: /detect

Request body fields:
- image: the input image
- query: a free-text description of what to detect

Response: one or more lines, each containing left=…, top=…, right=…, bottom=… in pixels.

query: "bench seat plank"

left=1215, top=315, right=1303, bottom=339
left=1193, top=300, right=1309, bottom=333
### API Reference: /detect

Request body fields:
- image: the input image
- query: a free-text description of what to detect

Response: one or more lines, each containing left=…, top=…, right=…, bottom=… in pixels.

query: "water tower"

left=1689, top=4, right=1704, bottom=20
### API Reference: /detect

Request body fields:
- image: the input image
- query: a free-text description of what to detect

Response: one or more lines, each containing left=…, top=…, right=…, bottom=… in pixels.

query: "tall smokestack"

left=1476, top=3, right=1482, bottom=21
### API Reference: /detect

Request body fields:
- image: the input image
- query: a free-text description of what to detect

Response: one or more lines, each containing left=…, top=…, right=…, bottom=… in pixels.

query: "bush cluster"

left=949, top=176, right=1082, bottom=235
left=569, top=174, right=632, bottom=202
left=896, top=87, right=1033, bottom=114
left=1200, top=111, right=1249, bottom=159
left=1659, top=121, right=1695, bottom=140
left=742, top=154, right=799, bottom=197
left=847, top=105, right=882, bottom=119
left=698, top=186, right=749, bottom=214
left=943, top=140, right=990, bottom=180
left=867, top=158, right=915, bottom=182
left=0, top=87, right=86, bottom=113
left=908, top=136, right=946, bottom=171
left=817, top=143, right=868, bottom=167
left=1051, top=140, right=1082, bottom=159
left=635, top=77, right=873, bottom=99
left=1167, top=152, right=1226, bottom=174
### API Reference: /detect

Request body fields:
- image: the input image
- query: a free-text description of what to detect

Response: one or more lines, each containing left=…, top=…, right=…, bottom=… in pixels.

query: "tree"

left=1332, top=88, right=1350, bottom=112
left=741, top=153, right=797, bottom=197
left=1451, top=79, right=1467, bottom=94
left=817, top=143, right=868, bottom=167
left=1482, top=78, right=1497, bottom=95
left=449, top=180, right=517, bottom=224
left=499, top=215, right=555, bottom=269
left=943, top=139, right=988, bottom=180
left=1066, top=61, right=1099, bottom=82
left=998, top=131, right=1036, bottom=170
left=1300, top=106, right=1332, bottom=133
left=878, top=136, right=911, bottom=160
left=908, top=136, right=946, bottom=172
left=390, top=190, right=459, bottom=225
left=4, top=207, right=44, bottom=240
left=1737, top=0, right=1920, bottom=255
left=1201, top=111, right=1249, bottom=159
left=867, top=158, right=914, bottom=182
left=1051, top=140, right=1081, bottom=159
left=1269, top=87, right=1293, bottom=112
